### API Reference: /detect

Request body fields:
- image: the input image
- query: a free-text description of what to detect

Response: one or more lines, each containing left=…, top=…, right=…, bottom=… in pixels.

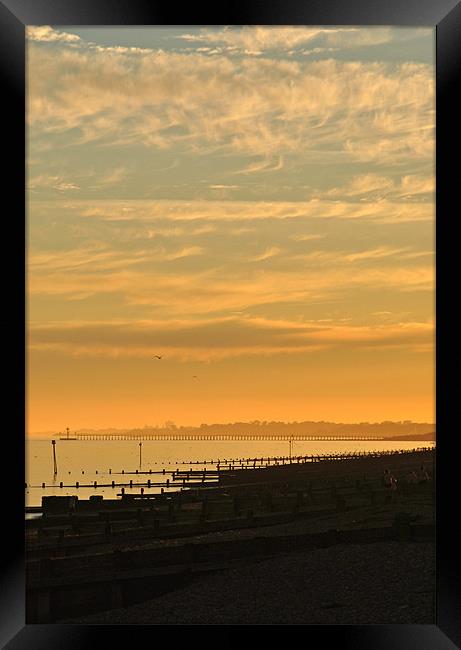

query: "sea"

left=25, top=437, right=435, bottom=508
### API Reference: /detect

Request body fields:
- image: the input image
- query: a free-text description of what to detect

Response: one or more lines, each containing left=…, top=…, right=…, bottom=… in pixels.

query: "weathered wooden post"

left=51, top=440, right=57, bottom=476
left=295, top=490, right=303, bottom=513
left=137, top=508, right=144, bottom=527
left=336, top=496, right=346, bottom=512
left=266, top=491, right=274, bottom=512
left=200, top=498, right=208, bottom=523
left=105, top=515, right=112, bottom=537
left=110, top=581, right=124, bottom=609
left=393, top=512, right=412, bottom=541
left=36, top=559, right=53, bottom=622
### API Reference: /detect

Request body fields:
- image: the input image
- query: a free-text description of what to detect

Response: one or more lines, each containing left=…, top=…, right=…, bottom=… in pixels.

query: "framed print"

left=0, top=0, right=459, bottom=648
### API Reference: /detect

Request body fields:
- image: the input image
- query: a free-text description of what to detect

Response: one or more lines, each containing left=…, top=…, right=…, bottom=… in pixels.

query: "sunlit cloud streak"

left=29, top=316, right=434, bottom=361
left=52, top=198, right=433, bottom=224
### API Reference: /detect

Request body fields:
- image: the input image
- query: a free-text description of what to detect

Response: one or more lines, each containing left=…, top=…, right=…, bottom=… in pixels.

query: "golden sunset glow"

left=27, top=26, right=435, bottom=432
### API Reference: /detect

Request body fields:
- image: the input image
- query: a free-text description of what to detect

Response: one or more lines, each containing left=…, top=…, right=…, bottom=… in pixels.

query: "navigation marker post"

left=52, top=439, right=57, bottom=475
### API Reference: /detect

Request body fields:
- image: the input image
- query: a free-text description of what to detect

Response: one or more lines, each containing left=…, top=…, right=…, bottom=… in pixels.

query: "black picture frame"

left=1, top=1, right=459, bottom=647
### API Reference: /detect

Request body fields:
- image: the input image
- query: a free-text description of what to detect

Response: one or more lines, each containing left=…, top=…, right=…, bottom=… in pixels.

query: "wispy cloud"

left=320, top=174, right=435, bottom=202
left=28, top=174, right=81, bottom=192
left=251, top=247, right=282, bottom=262
left=27, top=26, right=81, bottom=43
left=233, top=157, right=284, bottom=175
left=29, top=248, right=433, bottom=315
left=176, top=26, right=394, bottom=54
left=28, top=43, right=434, bottom=165
left=290, top=234, right=326, bottom=242
left=28, top=244, right=151, bottom=273
left=96, top=166, right=129, bottom=187
left=57, top=198, right=433, bottom=224
left=209, top=184, right=239, bottom=190
left=344, top=246, right=411, bottom=262
left=164, top=246, right=204, bottom=260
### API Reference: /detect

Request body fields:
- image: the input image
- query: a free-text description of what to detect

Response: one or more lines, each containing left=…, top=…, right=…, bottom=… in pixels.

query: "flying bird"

left=153, top=355, right=162, bottom=359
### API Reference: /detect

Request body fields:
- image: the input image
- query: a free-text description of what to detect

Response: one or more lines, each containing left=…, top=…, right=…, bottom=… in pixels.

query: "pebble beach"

left=66, top=540, right=435, bottom=625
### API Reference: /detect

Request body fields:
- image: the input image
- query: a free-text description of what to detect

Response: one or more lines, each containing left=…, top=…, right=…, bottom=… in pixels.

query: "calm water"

left=25, top=438, right=434, bottom=507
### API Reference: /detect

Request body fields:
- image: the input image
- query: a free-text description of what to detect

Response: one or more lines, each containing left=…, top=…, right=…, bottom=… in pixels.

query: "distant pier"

left=74, top=433, right=386, bottom=441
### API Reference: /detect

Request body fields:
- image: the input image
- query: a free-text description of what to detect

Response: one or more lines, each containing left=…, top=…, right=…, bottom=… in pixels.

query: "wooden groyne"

left=26, top=449, right=434, bottom=540
left=27, top=448, right=434, bottom=494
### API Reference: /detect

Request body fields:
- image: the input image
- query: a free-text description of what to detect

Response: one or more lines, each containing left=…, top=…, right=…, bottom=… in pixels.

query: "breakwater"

left=26, top=447, right=434, bottom=499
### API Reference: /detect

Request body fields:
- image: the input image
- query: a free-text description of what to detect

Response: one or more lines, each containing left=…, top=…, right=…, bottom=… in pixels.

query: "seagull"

left=153, top=355, right=162, bottom=359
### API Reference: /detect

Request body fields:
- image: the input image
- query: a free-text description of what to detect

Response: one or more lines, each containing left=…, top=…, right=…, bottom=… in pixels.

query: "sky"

left=26, top=26, right=435, bottom=433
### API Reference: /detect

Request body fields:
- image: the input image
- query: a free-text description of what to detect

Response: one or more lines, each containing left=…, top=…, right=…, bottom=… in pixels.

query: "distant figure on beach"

left=383, top=469, right=392, bottom=487
left=406, top=470, right=418, bottom=484
left=418, top=466, right=430, bottom=483
left=383, top=469, right=397, bottom=490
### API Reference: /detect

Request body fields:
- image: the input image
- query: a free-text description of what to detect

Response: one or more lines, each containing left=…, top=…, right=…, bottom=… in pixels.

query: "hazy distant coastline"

left=28, top=420, right=435, bottom=440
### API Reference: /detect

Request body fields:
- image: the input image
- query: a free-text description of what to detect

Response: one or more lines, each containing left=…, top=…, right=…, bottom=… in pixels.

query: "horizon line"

left=26, top=418, right=436, bottom=436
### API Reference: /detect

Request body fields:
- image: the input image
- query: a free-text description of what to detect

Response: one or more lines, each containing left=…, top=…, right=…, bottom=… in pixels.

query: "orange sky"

left=27, top=26, right=435, bottom=433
